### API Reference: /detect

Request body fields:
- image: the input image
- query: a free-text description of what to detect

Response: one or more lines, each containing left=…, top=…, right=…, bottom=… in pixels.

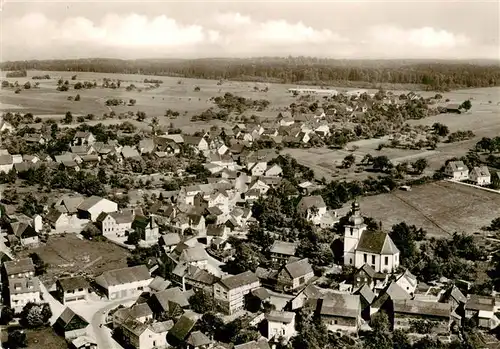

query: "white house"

left=264, top=164, right=283, bottom=177
left=8, top=277, right=42, bottom=313
left=470, top=166, right=491, bottom=186
left=395, top=270, right=418, bottom=296
left=95, top=265, right=153, bottom=300
left=249, top=161, right=268, bottom=176
left=320, top=293, right=361, bottom=333
left=444, top=161, right=469, bottom=181
left=214, top=271, right=260, bottom=314
left=296, top=196, right=327, bottom=225
left=120, top=318, right=172, bottom=349
left=344, top=202, right=400, bottom=273
left=77, top=196, right=118, bottom=221
left=184, top=136, right=209, bottom=153
left=97, top=211, right=135, bottom=237
left=56, top=276, right=90, bottom=304
left=266, top=311, right=296, bottom=341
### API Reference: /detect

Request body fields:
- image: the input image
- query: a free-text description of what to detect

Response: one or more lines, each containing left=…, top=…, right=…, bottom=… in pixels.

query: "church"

left=343, top=202, right=400, bottom=273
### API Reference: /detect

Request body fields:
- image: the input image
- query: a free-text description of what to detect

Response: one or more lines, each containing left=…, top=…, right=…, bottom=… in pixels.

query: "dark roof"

left=251, top=287, right=271, bottom=300
left=297, top=195, right=326, bottom=211
left=4, top=258, right=35, bottom=276
left=220, top=271, right=259, bottom=290
left=355, top=284, right=376, bottom=305
left=393, top=299, right=451, bottom=318
left=270, top=241, right=297, bottom=256
left=356, top=230, right=399, bottom=255
left=152, top=286, right=190, bottom=311
left=234, top=340, right=271, bottom=349
left=265, top=310, right=295, bottom=324
left=55, top=307, right=89, bottom=331
left=284, top=258, right=313, bottom=279
left=357, top=263, right=376, bottom=278
left=57, top=276, right=89, bottom=292
left=187, top=331, right=213, bottom=347
left=169, top=315, right=197, bottom=341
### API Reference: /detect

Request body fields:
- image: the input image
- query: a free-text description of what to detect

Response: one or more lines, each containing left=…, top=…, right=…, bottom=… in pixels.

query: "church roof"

left=356, top=230, right=399, bottom=255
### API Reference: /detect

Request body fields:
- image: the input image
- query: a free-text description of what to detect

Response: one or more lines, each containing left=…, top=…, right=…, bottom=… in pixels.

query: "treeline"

left=2, top=58, right=500, bottom=90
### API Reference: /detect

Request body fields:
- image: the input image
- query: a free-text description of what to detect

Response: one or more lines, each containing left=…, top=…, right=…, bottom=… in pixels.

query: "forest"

left=2, top=57, right=500, bottom=90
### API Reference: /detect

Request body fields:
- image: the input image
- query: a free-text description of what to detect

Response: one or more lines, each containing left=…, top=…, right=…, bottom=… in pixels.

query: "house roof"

left=297, top=196, right=326, bottom=211
left=180, top=246, right=207, bottom=263
left=219, top=271, right=259, bottom=290
left=265, top=310, right=295, bottom=324
left=320, top=293, right=360, bottom=319
left=270, top=241, right=297, bottom=256
left=57, top=276, right=89, bottom=292
left=57, top=195, right=85, bottom=214
left=446, top=103, right=462, bottom=110
left=121, top=145, right=141, bottom=159
left=465, top=294, right=495, bottom=312
left=372, top=281, right=410, bottom=309
left=161, top=233, right=182, bottom=246
left=472, top=166, right=490, bottom=177
left=150, top=320, right=174, bottom=334
left=9, top=276, right=40, bottom=295
left=4, top=258, right=35, bottom=276
left=169, top=315, right=197, bottom=341
left=95, top=265, right=151, bottom=288
left=447, top=161, right=468, bottom=172
left=77, top=196, right=105, bottom=211
left=393, top=299, right=451, bottom=318
left=234, top=340, right=271, bottom=349
left=284, top=258, right=313, bottom=279
left=164, top=134, right=184, bottom=144
left=447, top=286, right=467, bottom=304
left=251, top=287, right=271, bottom=300
left=71, top=336, right=96, bottom=348
left=10, top=222, right=38, bottom=239
left=129, top=303, right=153, bottom=319
left=149, top=276, right=171, bottom=292
left=153, top=286, right=190, bottom=310
left=356, top=230, right=399, bottom=255
left=184, top=135, right=203, bottom=146
left=187, top=331, right=213, bottom=347
left=0, top=154, right=13, bottom=165
left=355, top=284, right=376, bottom=304
left=121, top=318, right=149, bottom=337
left=396, top=270, right=418, bottom=288
left=357, top=263, right=376, bottom=278
left=56, top=307, right=89, bottom=330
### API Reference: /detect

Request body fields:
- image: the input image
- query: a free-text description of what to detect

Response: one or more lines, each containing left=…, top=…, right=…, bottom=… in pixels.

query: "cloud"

left=1, top=12, right=495, bottom=60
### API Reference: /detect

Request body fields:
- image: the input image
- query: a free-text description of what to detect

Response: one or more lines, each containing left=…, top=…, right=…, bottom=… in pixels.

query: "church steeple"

left=349, top=201, right=364, bottom=226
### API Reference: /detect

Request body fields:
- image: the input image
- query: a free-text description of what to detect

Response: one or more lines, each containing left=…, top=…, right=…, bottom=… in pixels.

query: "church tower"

left=343, top=201, right=367, bottom=266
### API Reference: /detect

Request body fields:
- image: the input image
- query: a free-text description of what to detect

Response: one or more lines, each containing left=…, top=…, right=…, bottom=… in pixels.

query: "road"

left=89, top=297, right=138, bottom=349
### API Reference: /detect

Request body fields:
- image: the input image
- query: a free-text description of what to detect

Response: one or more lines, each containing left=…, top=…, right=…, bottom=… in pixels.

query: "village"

left=0, top=78, right=499, bottom=349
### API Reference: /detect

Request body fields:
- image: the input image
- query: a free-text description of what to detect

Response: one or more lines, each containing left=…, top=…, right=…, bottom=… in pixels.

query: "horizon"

left=1, top=0, right=499, bottom=61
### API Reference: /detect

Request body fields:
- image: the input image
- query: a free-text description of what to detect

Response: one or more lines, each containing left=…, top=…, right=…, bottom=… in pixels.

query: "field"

left=358, top=180, right=500, bottom=238
left=1, top=327, right=67, bottom=349
left=19, top=234, right=130, bottom=286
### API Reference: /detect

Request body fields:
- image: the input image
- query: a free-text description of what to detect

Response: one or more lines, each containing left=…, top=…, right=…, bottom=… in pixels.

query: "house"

left=393, top=299, right=452, bottom=334
left=270, top=241, right=297, bottom=263
left=0, top=154, right=14, bottom=173
left=160, top=233, right=182, bottom=253
left=249, top=161, right=268, bottom=176
left=465, top=294, right=496, bottom=329
left=371, top=281, right=411, bottom=315
left=148, top=286, right=191, bottom=318
left=440, top=285, right=467, bottom=319
left=23, top=133, right=46, bottom=145
left=470, top=166, right=491, bottom=186
left=77, top=196, right=118, bottom=221
left=114, top=303, right=154, bottom=326
left=187, top=331, right=213, bottom=349
left=0, top=119, right=14, bottom=133
left=3, top=258, right=35, bottom=280
left=7, top=222, right=39, bottom=247
left=8, top=276, right=41, bottom=313
left=446, top=104, right=462, bottom=114
left=184, top=136, right=209, bottom=153
left=172, top=263, right=219, bottom=292
left=444, top=161, right=469, bottom=181
left=138, top=139, right=155, bottom=154
left=354, top=284, right=376, bottom=321
left=95, top=265, right=153, bottom=300
left=264, top=164, right=283, bottom=177
left=168, top=315, right=197, bottom=344
left=149, top=276, right=171, bottom=293
left=234, top=340, right=271, bottom=349
left=395, top=270, right=418, bottom=296
left=319, top=293, right=361, bottom=333
left=266, top=310, right=296, bottom=341
left=276, top=258, right=314, bottom=292
left=353, top=263, right=388, bottom=291
left=343, top=202, right=400, bottom=273
left=54, top=307, right=89, bottom=340
left=120, top=318, right=172, bottom=349
left=73, top=131, right=96, bottom=146
left=296, top=196, right=327, bottom=225
left=214, top=271, right=260, bottom=314
left=70, top=336, right=97, bottom=349
left=56, top=276, right=90, bottom=304
left=97, top=210, right=135, bottom=237
left=133, top=215, right=160, bottom=244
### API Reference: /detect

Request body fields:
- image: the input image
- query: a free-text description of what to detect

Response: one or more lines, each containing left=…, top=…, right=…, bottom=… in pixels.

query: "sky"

left=1, top=0, right=499, bottom=61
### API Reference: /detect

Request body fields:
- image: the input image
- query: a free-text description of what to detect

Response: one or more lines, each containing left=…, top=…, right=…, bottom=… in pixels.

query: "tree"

left=1, top=307, right=14, bottom=325
left=432, top=122, right=449, bottom=137
left=372, top=156, right=392, bottom=172
left=136, top=111, right=146, bottom=122
left=194, top=86, right=201, bottom=92
left=20, top=302, right=52, bottom=328
left=460, top=99, right=472, bottom=111
left=29, top=253, right=47, bottom=275
left=97, top=168, right=108, bottom=184
left=412, top=158, right=428, bottom=175
left=24, top=81, right=31, bottom=89
left=342, top=154, right=356, bottom=168
left=8, top=330, right=27, bottom=348
left=189, top=290, right=217, bottom=314
left=129, top=99, right=136, bottom=106
left=74, top=94, right=80, bottom=101
left=63, top=111, right=73, bottom=124
left=126, top=231, right=140, bottom=245
left=19, top=193, right=44, bottom=217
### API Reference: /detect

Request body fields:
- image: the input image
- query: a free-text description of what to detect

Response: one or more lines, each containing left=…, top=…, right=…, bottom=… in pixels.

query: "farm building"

left=446, top=104, right=462, bottom=114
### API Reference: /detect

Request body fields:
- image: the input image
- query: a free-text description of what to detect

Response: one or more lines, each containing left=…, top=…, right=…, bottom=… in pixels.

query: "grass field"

left=19, top=234, right=130, bottom=286
left=1, top=327, right=67, bottom=349
left=358, top=180, right=500, bottom=238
